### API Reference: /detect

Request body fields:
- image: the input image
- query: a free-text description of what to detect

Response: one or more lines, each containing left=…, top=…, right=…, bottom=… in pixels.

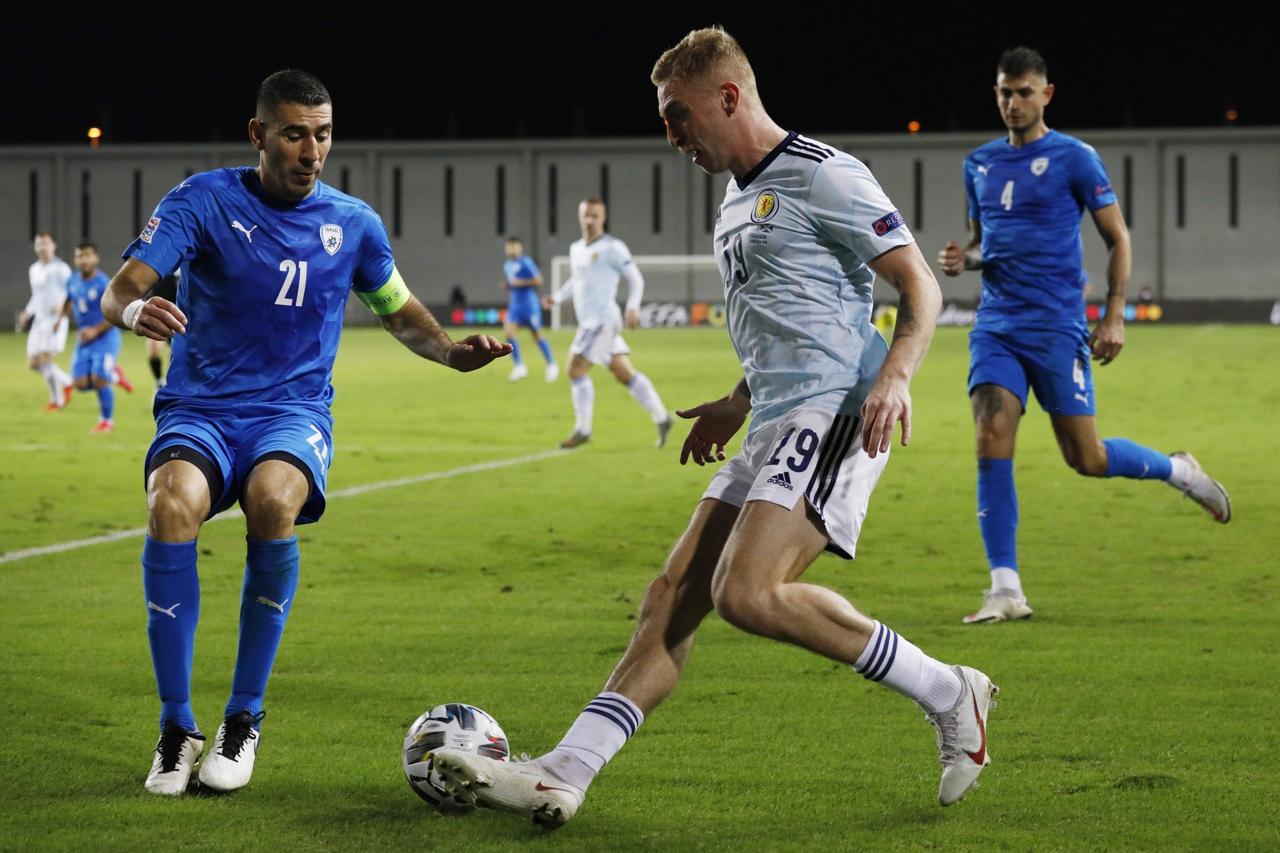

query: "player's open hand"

left=1089, top=315, right=1125, bottom=365
left=860, top=375, right=912, bottom=458
left=936, top=241, right=966, bottom=277
left=624, top=307, right=640, bottom=329
left=676, top=396, right=748, bottom=466
left=446, top=334, right=512, bottom=372
left=133, top=297, right=187, bottom=341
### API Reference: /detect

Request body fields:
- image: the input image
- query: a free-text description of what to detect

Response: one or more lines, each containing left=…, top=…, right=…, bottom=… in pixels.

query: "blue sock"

left=977, top=458, right=1018, bottom=571
left=537, top=338, right=554, bottom=364
left=1103, top=438, right=1173, bottom=480
left=142, top=537, right=200, bottom=732
left=226, top=536, right=300, bottom=721
left=508, top=338, right=523, bottom=366
left=96, top=385, right=114, bottom=420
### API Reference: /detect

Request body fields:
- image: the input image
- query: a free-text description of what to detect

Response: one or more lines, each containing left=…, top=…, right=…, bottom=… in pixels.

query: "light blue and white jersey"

left=714, top=132, right=914, bottom=429
left=565, top=234, right=638, bottom=329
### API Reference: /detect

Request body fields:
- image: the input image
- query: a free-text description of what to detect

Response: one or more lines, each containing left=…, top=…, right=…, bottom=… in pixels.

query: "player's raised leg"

left=966, top=382, right=1033, bottom=623
left=434, top=499, right=738, bottom=827
left=608, top=354, right=673, bottom=448
left=1051, top=415, right=1231, bottom=521
left=142, top=456, right=213, bottom=795
left=198, top=458, right=309, bottom=793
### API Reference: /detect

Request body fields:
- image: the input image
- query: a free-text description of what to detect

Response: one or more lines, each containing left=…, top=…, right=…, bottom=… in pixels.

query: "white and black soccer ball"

left=402, top=703, right=509, bottom=814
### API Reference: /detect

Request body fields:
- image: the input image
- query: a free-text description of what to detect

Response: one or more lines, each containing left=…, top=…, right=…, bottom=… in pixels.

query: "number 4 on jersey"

left=277, top=260, right=309, bottom=307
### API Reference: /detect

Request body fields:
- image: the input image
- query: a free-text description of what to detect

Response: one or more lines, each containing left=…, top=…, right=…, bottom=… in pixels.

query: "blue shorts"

left=506, top=292, right=542, bottom=329
left=968, top=324, right=1095, bottom=416
left=71, top=330, right=122, bottom=382
left=145, top=400, right=334, bottom=524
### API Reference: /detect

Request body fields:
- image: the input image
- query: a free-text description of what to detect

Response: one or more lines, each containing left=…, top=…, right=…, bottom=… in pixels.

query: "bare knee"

left=1062, top=440, right=1108, bottom=477
left=711, top=575, right=777, bottom=637
left=242, top=463, right=309, bottom=539
left=972, top=385, right=1018, bottom=457
left=147, top=476, right=209, bottom=541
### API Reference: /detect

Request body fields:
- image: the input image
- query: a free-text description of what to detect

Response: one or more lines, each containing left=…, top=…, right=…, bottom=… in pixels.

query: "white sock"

left=990, top=567, right=1023, bottom=598
left=537, top=691, right=644, bottom=791
left=37, top=363, right=61, bottom=404
left=571, top=375, right=594, bottom=435
left=627, top=372, right=668, bottom=424
left=853, top=621, right=963, bottom=714
left=52, top=365, right=72, bottom=388
left=1167, top=455, right=1194, bottom=490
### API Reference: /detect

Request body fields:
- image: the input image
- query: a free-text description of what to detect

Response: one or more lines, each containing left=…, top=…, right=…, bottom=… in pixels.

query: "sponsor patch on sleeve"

left=872, top=210, right=905, bottom=237
left=140, top=217, right=161, bottom=244
left=1095, top=184, right=1112, bottom=196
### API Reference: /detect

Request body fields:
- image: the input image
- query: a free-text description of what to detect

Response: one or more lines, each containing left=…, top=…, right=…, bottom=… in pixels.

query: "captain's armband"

left=356, top=267, right=411, bottom=316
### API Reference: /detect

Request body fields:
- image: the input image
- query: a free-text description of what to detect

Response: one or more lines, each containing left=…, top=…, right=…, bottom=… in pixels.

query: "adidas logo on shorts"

left=765, top=471, right=794, bottom=490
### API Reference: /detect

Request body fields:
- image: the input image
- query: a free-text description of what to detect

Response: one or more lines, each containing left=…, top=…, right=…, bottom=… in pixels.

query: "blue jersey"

left=503, top=255, right=541, bottom=309
left=965, top=130, right=1117, bottom=328
left=124, top=168, right=395, bottom=407
left=67, top=270, right=112, bottom=329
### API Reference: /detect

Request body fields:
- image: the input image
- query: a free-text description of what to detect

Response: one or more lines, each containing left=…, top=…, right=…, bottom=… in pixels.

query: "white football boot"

left=144, top=721, right=205, bottom=795
left=962, top=590, right=1033, bottom=624
left=432, top=750, right=585, bottom=829
left=509, top=363, right=529, bottom=382
left=927, top=665, right=998, bottom=806
left=545, top=363, right=560, bottom=383
left=197, top=710, right=264, bottom=792
left=1168, top=451, right=1231, bottom=523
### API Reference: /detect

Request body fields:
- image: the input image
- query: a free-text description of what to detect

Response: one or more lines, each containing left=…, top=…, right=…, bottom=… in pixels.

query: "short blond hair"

left=651, top=26, right=757, bottom=96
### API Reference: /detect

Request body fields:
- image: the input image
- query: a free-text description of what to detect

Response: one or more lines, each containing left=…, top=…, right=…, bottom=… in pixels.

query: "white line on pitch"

left=0, top=448, right=567, bottom=565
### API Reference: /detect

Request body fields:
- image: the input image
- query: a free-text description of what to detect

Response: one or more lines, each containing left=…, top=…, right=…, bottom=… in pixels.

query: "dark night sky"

left=5, top=6, right=1275, bottom=146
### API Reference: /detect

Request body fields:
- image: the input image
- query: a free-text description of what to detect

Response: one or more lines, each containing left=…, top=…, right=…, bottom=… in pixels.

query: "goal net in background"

left=549, top=255, right=721, bottom=329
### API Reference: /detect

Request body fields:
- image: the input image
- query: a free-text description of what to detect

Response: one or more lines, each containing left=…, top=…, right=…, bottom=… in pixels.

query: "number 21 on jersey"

left=277, top=260, right=308, bottom=307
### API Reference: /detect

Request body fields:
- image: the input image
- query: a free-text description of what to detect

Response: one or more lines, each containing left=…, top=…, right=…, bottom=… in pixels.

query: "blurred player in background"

left=65, top=242, right=133, bottom=432
left=102, top=69, right=509, bottom=797
left=501, top=237, right=557, bottom=382
left=546, top=198, right=671, bottom=449
left=435, top=27, right=997, bottom=825
left=20, top=233, right=73, bottom=410
left=937, top=47, right=1231, bottom=625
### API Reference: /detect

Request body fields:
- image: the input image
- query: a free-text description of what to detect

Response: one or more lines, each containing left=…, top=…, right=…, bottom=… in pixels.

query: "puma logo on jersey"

left=256, top=596, right=288, bottom=613
left=232, top=220, right=258, bottom=243
left=977, top=165, right=989, bottom=175
left=147, top=601, right=181, bottom=619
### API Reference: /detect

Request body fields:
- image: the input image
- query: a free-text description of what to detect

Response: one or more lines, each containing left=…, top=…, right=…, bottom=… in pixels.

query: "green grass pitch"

left=1, top=324, right=1276, bottom=851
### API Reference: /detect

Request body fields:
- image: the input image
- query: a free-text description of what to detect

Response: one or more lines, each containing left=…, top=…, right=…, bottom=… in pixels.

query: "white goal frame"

left=549, top=254, right=718, bottom=329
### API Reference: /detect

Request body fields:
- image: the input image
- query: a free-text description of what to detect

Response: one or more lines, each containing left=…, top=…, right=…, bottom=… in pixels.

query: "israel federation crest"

left=320, top=224, right=343, bottom=255
left=751, top=189, right=780, bottom=223
left=1030, top=157, right=1050, bottom=176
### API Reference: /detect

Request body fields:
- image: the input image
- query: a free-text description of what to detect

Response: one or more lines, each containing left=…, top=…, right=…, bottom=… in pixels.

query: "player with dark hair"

left=65, top=242, right=133, bottom=432
left=501, top=237, right=557, bottom=381
left=102, top=68, right=510, bottom=796
left=937, top=47, right=1231, bottom=624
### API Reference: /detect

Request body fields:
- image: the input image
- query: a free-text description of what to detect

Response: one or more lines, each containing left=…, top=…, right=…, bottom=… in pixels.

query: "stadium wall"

left=2, top=128, right=1276, bottom=324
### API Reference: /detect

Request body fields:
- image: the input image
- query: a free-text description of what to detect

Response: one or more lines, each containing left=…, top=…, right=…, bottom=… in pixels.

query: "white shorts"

left=27, top=315, right=69, bottom=358
left=701, top=406, right=889, bottom=559
left=570, top=324, right=629, bottom=366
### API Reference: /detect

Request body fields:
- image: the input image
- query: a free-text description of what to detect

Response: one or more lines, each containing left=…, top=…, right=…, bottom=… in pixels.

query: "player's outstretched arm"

left=1088, top=204, right=1132, bottom=365
left=102, top=258, right=187, bottom=341
left=863, top=243, right=942, bottom=458
left=936, top=219, right=982, bottom=277
left=676, top=378, right=751, bottom=466
left=379, top=294, right=511, bottom=372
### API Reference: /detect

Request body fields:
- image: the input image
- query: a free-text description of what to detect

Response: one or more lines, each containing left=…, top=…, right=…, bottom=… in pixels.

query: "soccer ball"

left=402, top=703, right=509, bottom=813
